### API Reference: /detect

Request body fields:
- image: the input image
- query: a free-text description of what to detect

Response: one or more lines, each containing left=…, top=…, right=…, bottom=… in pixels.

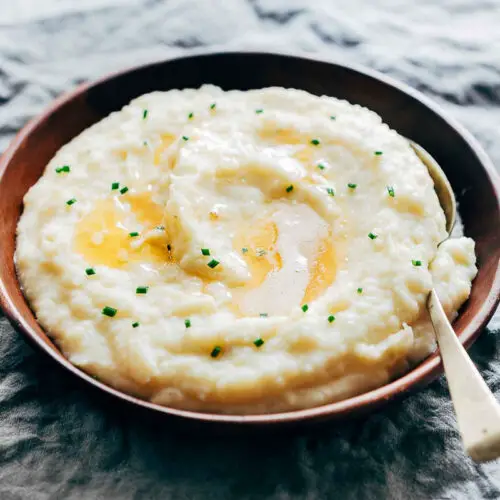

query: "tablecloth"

left=1, top=1, right=499, bottom=498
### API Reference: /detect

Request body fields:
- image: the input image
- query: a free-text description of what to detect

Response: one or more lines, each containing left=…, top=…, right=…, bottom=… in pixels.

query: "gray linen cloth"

left=1, top=1, right=499, bottom=498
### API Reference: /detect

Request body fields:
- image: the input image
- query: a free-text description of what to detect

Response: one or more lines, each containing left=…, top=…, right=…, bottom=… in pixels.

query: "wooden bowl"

left=1, top=50, right=499, bottom=426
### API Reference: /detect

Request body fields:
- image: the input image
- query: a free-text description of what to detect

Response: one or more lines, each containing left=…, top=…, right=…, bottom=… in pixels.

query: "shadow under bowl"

left=0, top=50, right=499, bottom=426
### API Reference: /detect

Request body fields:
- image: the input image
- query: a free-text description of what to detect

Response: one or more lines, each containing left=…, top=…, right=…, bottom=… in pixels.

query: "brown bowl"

left=1, top=50, right=499, bottom=426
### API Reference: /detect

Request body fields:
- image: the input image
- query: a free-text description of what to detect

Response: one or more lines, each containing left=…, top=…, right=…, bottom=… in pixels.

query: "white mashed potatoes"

left=16, top=86, right=477, bottom=414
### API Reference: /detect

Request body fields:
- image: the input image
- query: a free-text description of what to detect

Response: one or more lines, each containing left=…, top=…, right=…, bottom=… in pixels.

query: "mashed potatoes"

left=15, top=86, right=477, bottom=413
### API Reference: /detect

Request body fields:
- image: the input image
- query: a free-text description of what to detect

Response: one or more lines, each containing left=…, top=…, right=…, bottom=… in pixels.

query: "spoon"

left=410, top=141, right=500, bottom=463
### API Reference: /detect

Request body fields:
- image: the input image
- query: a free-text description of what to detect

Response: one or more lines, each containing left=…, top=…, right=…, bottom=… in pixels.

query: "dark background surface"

left=1, top=1, right=500, bottom=498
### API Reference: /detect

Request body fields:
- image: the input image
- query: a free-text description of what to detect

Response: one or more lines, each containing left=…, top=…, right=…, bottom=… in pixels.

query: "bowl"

left=1, top=50, right=499, bottom=426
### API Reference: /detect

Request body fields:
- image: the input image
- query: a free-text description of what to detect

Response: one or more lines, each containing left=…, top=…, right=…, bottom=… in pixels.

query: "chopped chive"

left=253, top=338, right=265, bottom=348
left=182, top=136, right=189, bottom=141
left=259, top=313, right=268, bottom=318
left=155, top=225, right=165, bottom=231
left=412, top=260, right=422, bottom=267
left=347, top=183, right=357, bottom=189
left=328, top=315, right=335, bottom=323
left=136, top=286, right=149, bottom=294
left=301, top=304, right=309, bottom=313
left=102, top=306, right=117, bottom=317
left=374, top=151, right=383, bottom=156
left=184, top=319, right=191, bottom=328
left=255, top=109, right=264, bottom=114
left=143, top=141, right=148, bottom=146
left=66, top=198, right=77, bottom=206
left=286, top=185, right=294, bottom=193
left=210, top=346, right=222, bottom=358
left=120, top=186, right=129, bottom=195
left=357, top=287, right=363, bottom=294
left=310, top=139, right=320, bottom=146
left=330, top=115, right=336, bottom=120
left=129, top=231, right=140, bottom=238
left=257, top=249, right=267, bottom=257
left=387, top=186, right=395, bottom=197
left=368, top=232, right=378, bottom=240
left=317, top=163, right=325, bottom=170
left=326, top=187, right=335, bottom=197
left=143, top=109, right=148, bottom=119
left=85, top=267, right=96, bottom=276
left=207, top=259, right=220, bottom=269
left=111, top=182, right=120, bottom=190
left=210, top=103, right=216, bottom=110
left=201, top=248, right=210, bottom=256
left=132, top=321, right=140, bottom=328
left=188, top=112, right=194, bottom=119
left=55, top=165, right=70, bottom=173
left=242, top=247, right=248, bottom=254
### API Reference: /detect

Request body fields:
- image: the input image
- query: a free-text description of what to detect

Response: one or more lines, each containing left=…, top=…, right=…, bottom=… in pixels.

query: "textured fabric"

left=1, top=1, right=499, bottom=498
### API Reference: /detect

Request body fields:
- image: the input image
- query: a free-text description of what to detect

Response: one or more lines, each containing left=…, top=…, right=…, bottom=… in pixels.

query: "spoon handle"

left=428, top=289, right=500, bottom=462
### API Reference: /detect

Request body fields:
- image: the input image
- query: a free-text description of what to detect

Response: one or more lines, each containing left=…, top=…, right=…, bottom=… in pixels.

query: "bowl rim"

left=1, top=48, right=499, bottom=424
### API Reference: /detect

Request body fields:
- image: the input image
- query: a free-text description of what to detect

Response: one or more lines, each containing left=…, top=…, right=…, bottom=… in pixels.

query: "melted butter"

left=293, top=147, right=314, bottom=165
left=302, top=232, right=336, bottom=304
left=154, top=134, right=176, bottom=166
left=259, top=124, right=317, bottom=168
left=233, top=219, right=282, bottom=288
left=233, top=203, right=337, bottom=316
left=259, top=123, right=304, bottom=145
left=74, top=194, right=171, bottom=268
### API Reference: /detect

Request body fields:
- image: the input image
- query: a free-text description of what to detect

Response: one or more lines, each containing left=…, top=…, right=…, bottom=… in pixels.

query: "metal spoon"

left=410, top=141, right=500, bottom=463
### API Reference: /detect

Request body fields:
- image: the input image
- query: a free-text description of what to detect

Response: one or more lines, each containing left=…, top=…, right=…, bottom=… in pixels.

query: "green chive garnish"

left=242, top=247, right=248, bottom=254
left=301, top=304, right=309, bottom=313
left=201, top=248, right=210, bottom=256
left=111, top=182, right=120, bottom=190
left=143, top=109, right=148, bottom=119
left=330, top=115, right=336, bottom=120
left=211, top=346, right=222, bottom=358
left=412, top=260, right=422, bottom=267
left=136, top=286, right=149, bottom=294
left=120, top=186, right=129, bottom=195
left=348, top=183, right=357, bottom=189
left=317, top=163, right=325, bottom=170
left=85, top=268, right=96, bottom=276
left=357, top=287, right=363, bottom=294
left=310, top=139, right=320, bottom=146
left=253, top=338, right=265, bottom=348
left=326, top=187, right=335, bottom=197
left=188, top=112, right=194, bottom=119
left=182, top=136, right=189, bottom=141
left=387, top=186, right=395, bottom=197
left=55, top=165, right=70, bottom=173
left=368, top=232, right=378, bottom=240
left=207, top=259, right=220, bottom=269
left=210, top=103, right=216, bottom=110
left=102, top=306, right=117, bottom=317
left=286, top=185, right=294, bottom=193
left=255, top=109, right=264, bottom=114
left=259, top=313, right=268, bottom=318
left=129, top=231, right=139, bottom=238
left=132, top=322, right=140, bottom=328
left=374, top=151, right=383, bottom=156
left=66, top=198, right=77, bottom=206
left=156, top=225, right=165, bottom=231
left=328, top=315, right=335, bottom=323
left=185, top=319, right=191, bottom=328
